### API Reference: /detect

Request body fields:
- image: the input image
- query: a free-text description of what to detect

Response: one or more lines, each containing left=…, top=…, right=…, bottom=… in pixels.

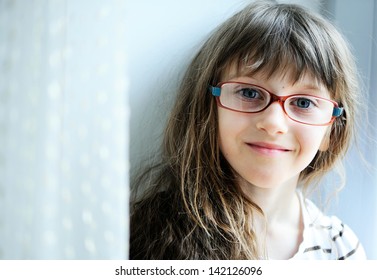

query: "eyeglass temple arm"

left=210, top=86, right=221, bottom=97
left=333, top=107, right=343, bottom=117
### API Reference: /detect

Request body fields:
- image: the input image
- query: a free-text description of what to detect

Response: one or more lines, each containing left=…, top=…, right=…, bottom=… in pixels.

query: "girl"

left=129, top=0, right=367, bottom=259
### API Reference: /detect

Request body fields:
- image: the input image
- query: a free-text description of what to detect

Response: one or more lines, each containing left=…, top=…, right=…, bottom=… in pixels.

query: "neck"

left=240, top=176, right=304, bottom=259
left=240, top=176, right=300, bottom=223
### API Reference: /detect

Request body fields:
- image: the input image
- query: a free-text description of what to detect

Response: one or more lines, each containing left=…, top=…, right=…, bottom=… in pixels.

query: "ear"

left=319, top=127, right=331, bottom=151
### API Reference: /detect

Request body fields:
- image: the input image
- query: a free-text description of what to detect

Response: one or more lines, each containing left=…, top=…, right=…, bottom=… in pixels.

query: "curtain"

left=0, top=0, right=129, bottom=259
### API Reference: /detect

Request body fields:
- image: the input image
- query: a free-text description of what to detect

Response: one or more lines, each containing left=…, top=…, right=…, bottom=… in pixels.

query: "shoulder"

left=293, top=195, right=366, bottom=260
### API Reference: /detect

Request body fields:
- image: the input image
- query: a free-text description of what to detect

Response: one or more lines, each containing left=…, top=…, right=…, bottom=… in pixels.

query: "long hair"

left=130, top=0, right=360, bottom=259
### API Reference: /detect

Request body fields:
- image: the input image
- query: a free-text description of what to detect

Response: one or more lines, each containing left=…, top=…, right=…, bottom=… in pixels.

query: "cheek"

left=297, top=126, right=328, bottom=156
left=218, top=112, right=233, bottom=155
left=217, top=109, right=249, bottom=151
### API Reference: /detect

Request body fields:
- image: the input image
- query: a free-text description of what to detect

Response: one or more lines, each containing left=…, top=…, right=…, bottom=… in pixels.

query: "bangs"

left=234, top=50, right=324, bottom=87
left=215, top=3, right=339, bottom=94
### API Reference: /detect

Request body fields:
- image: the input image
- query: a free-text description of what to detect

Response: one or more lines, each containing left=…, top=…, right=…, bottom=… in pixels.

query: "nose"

left=256, top=101, right=289, bottom=135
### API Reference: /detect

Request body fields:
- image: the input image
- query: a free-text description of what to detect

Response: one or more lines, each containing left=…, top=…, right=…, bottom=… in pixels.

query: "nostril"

left=255, top=104, right=289, bottom=135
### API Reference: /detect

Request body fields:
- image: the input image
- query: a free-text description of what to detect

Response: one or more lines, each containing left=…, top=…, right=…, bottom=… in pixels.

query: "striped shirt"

left=291, top=193, right=366, bottom=260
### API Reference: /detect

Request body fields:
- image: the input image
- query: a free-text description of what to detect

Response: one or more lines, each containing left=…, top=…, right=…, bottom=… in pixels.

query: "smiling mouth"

left=246, top=142, right=292, bottom=155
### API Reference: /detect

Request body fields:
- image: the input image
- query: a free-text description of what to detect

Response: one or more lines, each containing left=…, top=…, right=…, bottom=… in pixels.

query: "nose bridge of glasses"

left=267, top=92, right=286, bottom=110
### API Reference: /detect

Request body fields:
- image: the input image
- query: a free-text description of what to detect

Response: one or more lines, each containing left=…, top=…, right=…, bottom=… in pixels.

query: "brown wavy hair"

left=129, top=0, right=360, bottom=259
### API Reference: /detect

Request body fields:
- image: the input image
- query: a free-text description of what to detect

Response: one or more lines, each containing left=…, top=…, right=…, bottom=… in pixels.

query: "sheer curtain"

left=0, top=0, right=129, bottom=259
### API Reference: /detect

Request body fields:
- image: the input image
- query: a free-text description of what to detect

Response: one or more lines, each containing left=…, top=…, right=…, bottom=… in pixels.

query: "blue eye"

left=296, top=98, right=312, bottom=108
left=292, top=97, right=317, bottom=109
left=238, top=88, right=261, bottom=99
left=288, top=96, right=321, bottom=115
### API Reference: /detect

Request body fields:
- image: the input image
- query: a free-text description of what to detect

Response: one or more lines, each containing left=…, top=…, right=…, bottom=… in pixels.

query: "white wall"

left=322, top=0, right=377, bottom=260
left=127, top=0, right=376, bottom=259
left=126, top=0, right=249, bottom=173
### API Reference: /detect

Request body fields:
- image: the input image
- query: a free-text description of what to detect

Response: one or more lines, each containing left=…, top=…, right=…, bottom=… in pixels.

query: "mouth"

left=246, top=142, right=292, bottom=155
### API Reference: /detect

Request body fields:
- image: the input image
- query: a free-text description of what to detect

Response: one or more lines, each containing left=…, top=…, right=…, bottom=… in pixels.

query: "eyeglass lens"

left=219, top=83, right=335, bottom=125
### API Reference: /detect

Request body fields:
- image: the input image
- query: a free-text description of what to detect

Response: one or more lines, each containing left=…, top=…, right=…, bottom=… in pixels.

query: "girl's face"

left=217, top=69, right=331, bottom=189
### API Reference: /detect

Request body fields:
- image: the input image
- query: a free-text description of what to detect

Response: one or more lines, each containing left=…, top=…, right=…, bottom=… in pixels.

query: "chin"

left=239, top=176, right=279, bottom=189
left=240, top=173, right=299, bottom=190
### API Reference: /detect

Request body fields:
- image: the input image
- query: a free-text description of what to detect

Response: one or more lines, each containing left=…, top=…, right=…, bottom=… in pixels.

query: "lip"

left=246, top=142, right=292, bottom=156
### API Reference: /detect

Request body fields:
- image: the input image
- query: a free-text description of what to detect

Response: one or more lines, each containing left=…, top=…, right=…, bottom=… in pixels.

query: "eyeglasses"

left=210, top=82, right=343, bottom=126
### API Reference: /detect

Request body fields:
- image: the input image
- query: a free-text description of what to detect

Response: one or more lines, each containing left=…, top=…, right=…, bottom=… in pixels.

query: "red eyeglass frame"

left=210, top=81, right=344, bottom=126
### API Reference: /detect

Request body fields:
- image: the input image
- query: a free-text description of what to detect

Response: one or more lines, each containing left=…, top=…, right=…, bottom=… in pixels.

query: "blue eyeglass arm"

left=333, top=107, right=344, bottom=117
left=210, top=86, right=221, bottom=97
